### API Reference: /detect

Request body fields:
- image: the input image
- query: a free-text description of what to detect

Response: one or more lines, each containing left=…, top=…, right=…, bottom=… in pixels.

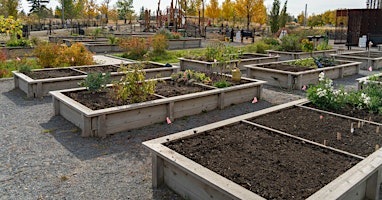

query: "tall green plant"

left=112, top=63, right=156, bottom=103
left=269, top=0, right=280, bottom=34
left=79, top=72, right=111, bottom=92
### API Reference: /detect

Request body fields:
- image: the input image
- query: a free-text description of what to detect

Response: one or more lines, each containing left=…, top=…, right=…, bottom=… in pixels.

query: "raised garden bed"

left=143, top=99, right=382, bottom=200
left=48, top=36, right=108, bottom=43
left=245, top=59, right=361, bottom=90
left=179, top=53, right=279, bottom=73
left=13, top=62, right=179, bottom=98
left=83, top=43, right=123, bottom=54
left=50, top=75, right=265, bottom=137
left=63, top=39, right=109, bottom=47
left=357, top=72, right=382, bottom=90
left=331, top=51, right=382, bottom=70
left=167, top=38, right=203, bottom=50
left=265, top=49, right=337, bottom=61
left=0, top=46, right=35, bottom=59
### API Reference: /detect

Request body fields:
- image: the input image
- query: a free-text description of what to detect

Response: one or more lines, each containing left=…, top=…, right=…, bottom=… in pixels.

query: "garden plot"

left=332, top=51, right=382, bottom=70
left=245, top=60, right=360, bottom=90
left=143, top=99, right=382, bottom=200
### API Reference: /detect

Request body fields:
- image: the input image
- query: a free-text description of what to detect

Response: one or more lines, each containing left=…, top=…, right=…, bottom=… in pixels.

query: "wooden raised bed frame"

left=245, top=60, right=361, bottom=90
left=266, top=49, right=337, bottom=61
left=331, top=51, right=382, bottom=70
left=179, top=53, right=279, bottom=72
left=143, top=99, right=382, bottom=200
left=13, top=62, right=179, bottom=98
left=50, top=76, right=265, bottom=137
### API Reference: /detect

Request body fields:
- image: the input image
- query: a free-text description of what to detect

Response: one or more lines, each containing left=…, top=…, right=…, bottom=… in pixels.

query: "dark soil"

left=74, top=65, right=120, bottom=73
left=166, top=122, right=359, bottom=199
left=304, top=103, right=382, bottom=123
left=26, top=68, right=85, bottom=79
left=64, top=81, right=212, bottom=110
left=250, top=106, right=382, bottom=157
left=261, top=63, right=313, bottom=72
left=238, top=54, right=265, bottom=59
left=206, top=73, right=250, bottom=86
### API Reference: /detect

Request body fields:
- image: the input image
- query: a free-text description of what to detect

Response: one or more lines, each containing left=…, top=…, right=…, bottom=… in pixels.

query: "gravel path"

left=1, top=69, right=378, bottom=199
left=0, top=78, right=280, bottom=200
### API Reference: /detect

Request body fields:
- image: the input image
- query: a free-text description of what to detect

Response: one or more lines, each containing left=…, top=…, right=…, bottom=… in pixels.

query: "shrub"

left=34, top=42, right=93, bottom=68
left=79, top=72, right=111, bottom=92
left=156, top=29, right=183, bottom=39
left=60, top=43, right=94, bottom=67
left=0, top=49, right=6, bottom=61
left=279, top=34, right=301, bottom=51
left=0, top=68, right=9, bottom=78
left=151, top=34, right=168, bottom=54
left=18, top=64, right=32, bottom=74
left=113, top=63, right=156, bottom=103
left=316, top=41, right=332, bottom=50
left=214, top=80, right=231, bottom=88
left=6, top=38, right=32, bottom=47
left=301, top=39, right=314, bottom=53
left=119, top=37, right=151, bottom=60
left=34, top=42, right=63, bottom=68
left=108, top=35, right=119, bottom=44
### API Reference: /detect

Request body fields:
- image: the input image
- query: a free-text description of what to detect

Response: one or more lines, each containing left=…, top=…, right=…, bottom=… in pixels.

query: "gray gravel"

left=0, top=69, right=378, bottom=199
left=0, top=78, right=276, bottom=200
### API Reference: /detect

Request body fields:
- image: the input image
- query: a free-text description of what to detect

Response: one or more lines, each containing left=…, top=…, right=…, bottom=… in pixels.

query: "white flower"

left=319, top=72, right=325, bottom=81
left=361, top=93, right=371, bottom=105
left=317, top=88, right=327, bottom=97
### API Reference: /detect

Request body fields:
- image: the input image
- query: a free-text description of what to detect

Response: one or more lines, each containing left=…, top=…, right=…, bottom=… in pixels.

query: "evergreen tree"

left=279, top=0, right=287, bottom=28
left=269, top=0, right=280, bottom=33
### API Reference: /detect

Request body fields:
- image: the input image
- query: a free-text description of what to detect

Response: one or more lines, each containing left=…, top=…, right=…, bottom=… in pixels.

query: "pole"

left=62, top=0, right=65, bottom=28
left=202, top=0, right=204, bottom=37
left=304, top=4, right=307, bottom=27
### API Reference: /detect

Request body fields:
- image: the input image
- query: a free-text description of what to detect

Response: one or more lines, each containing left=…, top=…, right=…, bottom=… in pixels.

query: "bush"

left=156, top=29, right=183, bottom=39
left=279, top=34, right=301, bottom=52
left=0, top=49, right=6, bottom=61
left=34, top=42, right=94, bottom=68
left=0, top=68, right=9, bottom=78
left=119, top=37, right=151, bottom=60
left=112, top=63, right=156, bottom=103
left=151, top=34, right=168, bottom=54
left=34, top=42, right=64, bottom=68
left=6, top=38, right=32, bottom=47
left=60, top=43, right=94, bottom=67
left=79, top=72, right=111, bottom=92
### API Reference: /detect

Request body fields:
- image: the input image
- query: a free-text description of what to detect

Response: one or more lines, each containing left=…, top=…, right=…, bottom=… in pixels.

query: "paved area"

left=93, top=55, right=133, bottom=65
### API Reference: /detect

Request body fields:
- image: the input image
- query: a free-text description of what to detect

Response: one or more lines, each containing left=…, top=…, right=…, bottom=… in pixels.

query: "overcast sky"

left=20, top=0, right=366, bottom=18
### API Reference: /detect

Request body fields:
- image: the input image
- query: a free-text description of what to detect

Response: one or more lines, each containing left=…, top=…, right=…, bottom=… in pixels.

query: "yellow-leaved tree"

left=84, top=0, right=99, bottom=25
left=235, top=0, right=266, bottom=30
left=205, top=0, right=221, bottom=25
left=221, top=0, right=235, bottom=22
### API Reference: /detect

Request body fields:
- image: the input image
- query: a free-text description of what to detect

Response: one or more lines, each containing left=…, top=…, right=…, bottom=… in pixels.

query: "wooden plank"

left=152, top=155, right=164, bottom=187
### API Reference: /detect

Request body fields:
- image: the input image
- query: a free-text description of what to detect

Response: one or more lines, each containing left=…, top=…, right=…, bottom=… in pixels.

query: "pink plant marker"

left=16, top=57, right=21, bottom=61
left=252, top=97, right=258, bottom=103
left=166, top=117, right=172, bottom=124
left=301, top=85, right=307, bottom=90
left=71, top=57, right=74, bottom=62
left=320, top=115, right=323, bottom=119
left=369, top=66, right=373, bottom=71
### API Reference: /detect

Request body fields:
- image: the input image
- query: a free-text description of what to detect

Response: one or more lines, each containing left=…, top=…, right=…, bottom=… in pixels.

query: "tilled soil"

left=25, top=68, right=85, bottom=79
left=166, top=122, right=359, bottom=199
left=251, top=106, right=382, bottom=157
left=74, top=65, right=120, bottom=73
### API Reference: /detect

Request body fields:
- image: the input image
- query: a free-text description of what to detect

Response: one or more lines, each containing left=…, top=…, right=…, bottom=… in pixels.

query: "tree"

left=117, top=0, right=134, bottom=24
left=139, top=6, right=144, bottom=20
left=109, top=7, right=119, bottom=27
left=269, top=0, right=280, bottom=33
left=221, top=0, right=234, bottom=22
left=235, top=0, right=266, bottom=30
left=83, top=0, right=98, bottom=24
left=28, top=0, right=49, bottom=28
left=205, top=0, right=220, bottom=25
left=279, top=0, right=287, bottom=28
left=5, top=0, right=19, bottom=18
left=297, top=12, right=304, bottom=25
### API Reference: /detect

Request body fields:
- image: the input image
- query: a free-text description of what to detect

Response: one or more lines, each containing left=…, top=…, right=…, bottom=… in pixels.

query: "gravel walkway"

left=0, top=69, right=378, bottom=199
left=0, top=78, right=280, bottom=200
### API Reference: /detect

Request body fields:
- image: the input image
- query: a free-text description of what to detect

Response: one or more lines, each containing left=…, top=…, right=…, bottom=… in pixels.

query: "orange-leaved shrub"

left=119, top=36, right=151, bottom=60
left=151, top=34, right=168, bottom=54
left=34, top=42, right=94, bottom=68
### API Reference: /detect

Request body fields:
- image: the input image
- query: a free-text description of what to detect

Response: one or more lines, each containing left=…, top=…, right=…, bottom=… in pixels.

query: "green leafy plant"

left=79, top=72, right=111, bottom=92
left=301, top=39, right=314, bottom=53
left=279, top=34, right=302, bottom=52
left=307, top=72, right=382, bottom=113
left=151, top=34, right=169, bottom=54
left=108, top=35, right=119, bottom=44
left=171, top=69, right=212, bottom=85
left=214, top=80, right=231, bottom=88
left=6, top=38, right=32, bottom=47
left=18, top=64, right=32, bottom=74
left=206, top=42, right=240, bottom=75
left=156, top=29, right=183, bottom=40
left=316, top=41, right=332, bottom=51
left=113, top=63, right=157, bottom=103
left=0, top=68, right=9, bottom=78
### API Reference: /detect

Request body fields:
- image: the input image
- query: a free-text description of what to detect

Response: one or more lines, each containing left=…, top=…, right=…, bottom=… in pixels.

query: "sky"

left=19, top=0, right=366, bottom=18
